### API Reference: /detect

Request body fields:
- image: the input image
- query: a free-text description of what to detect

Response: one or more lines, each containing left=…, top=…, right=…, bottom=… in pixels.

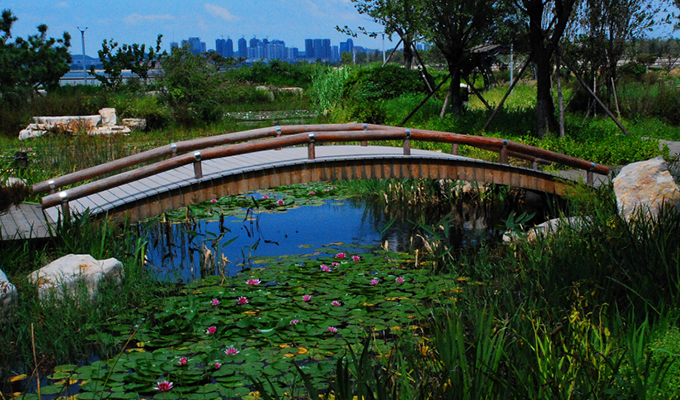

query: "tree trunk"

left=403, top=36, right=414, bottom=70
left=450, top=68, right=463, bottom=116
left=534, top=50, right=557, bottom=137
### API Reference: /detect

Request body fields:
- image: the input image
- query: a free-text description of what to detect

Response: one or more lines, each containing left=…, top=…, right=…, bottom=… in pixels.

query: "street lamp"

left=77, top=27, right=88, bottom=85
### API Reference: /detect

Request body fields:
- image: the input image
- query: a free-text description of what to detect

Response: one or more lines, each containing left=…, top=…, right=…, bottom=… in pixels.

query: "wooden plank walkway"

left=0, top=203, right=55, bottom=240
left=39, top=145, right=571, bottom=225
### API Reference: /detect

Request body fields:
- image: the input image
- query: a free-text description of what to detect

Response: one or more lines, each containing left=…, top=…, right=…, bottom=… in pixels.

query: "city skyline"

left=3, top=0, right=392, bottom=57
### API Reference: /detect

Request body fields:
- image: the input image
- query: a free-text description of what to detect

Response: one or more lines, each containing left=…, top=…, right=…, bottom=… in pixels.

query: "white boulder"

left=28, top=254, right=124, bottom=299
left=613, top=156, right=680, bottom=222
left=0, top=269, right=16, bottom=307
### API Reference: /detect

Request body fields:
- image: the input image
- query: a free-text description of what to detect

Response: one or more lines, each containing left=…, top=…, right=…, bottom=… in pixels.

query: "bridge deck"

left=0, top=203, right=56, bottom=240
left=43, top=145, right=474, bottom=222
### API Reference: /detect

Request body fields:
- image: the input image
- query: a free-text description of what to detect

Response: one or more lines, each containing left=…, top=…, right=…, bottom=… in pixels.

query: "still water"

left=141, top=188, right=541, bottom=283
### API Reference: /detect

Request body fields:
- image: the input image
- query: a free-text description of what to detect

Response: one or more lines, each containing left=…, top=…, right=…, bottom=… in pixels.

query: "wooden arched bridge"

left=30, top=123, right=608, bottom=225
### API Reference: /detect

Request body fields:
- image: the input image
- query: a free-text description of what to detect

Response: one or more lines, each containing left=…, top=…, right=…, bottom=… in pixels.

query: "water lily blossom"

left=332, top=262, right=339, bottom=267
left=214, top=362, right=222, bottom=369
left=211, top=199, right=217, bottom=203
left=370, top=279, right=379, bottom=286
left=328, top=326, right=338, bottom=333
left=225, top=347, right=240, bottom=355
left=302, top=294, right=311, bottom=302
left=237, top=296, right=249, bottom=305
left=211, top=298, right=220, bottom=306
left=331, top=301, right=341, bottom=306
left=277, top=199, right=285, bottom=205
left=206, top=326, right=217, bottom=335
left=352, top=255, right=361, bottom=261
left=336, top=252, right=346, bottom=259
left=178, top=357, right=188, bottom=366
left=263, top=195, right=269, bottom=199
left=309, top=190, right=315, bottom=195
left=320, top=264, right=331, bottom=272
left=290, top=319, right=299, bottom=325
left=396, top=277, right=405, bottom=283
left=155, top=380, right=173, bottom=392
left=246, top=279, right=261, bottom=285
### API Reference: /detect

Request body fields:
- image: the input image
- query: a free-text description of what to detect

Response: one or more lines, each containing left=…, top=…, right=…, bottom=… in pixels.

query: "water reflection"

left=140, top=189, right=547, bottom=283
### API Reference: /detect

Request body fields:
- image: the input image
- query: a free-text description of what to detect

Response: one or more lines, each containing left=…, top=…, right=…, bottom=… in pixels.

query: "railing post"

left=48, top=180, right=56, bottom=195
left=193, top=151, right=203, bottom=179
left=532, top=159, right=539, bottom=170
left=499, top=139, right=508, bottom=164
left=170, top=143, right=177, bottom=157
left=308, top=133, right=316, bottom=160
left=403, top=129, right=411, bottom=156
left=587, top=162, right=594, bottom=185
left=451, top=144, right=459, bottom=155
left=275, top=126, right=282, bottom=151
left=361, top=123, right=368, bottom=147
left=59, top=191, right=70, bottom=221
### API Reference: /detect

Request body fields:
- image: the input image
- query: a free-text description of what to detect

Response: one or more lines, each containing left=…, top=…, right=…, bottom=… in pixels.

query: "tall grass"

left=0, top=212, right=157, bottom=392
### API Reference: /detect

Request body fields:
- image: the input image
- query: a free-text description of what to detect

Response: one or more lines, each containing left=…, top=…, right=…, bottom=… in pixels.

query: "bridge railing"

left=37, top=125, right=609, bottom=214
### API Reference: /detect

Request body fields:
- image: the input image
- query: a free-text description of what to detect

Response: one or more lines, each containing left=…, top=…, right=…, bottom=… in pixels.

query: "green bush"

left=228, top=60, right=315, bottom=88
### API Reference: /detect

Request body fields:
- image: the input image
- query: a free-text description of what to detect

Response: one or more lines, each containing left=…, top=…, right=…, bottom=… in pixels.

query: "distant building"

left=184, top=37, right=206, bottom=54
left=237, top=37, right=247, bottom=58
left=305, top=39, right=314, bottom=59
left=225, top=38, right=234, bottom=57
left=170, top=41, right=179, bottom=49
left=340, top=39, right=354, bottom=57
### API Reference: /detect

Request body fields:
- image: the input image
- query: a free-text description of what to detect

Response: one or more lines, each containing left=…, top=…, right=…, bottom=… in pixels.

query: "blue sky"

left=3, top=0, right=391, bottom=55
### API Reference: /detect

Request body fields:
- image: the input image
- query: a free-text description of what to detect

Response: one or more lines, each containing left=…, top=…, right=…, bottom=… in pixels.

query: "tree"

left=90, top=34, right=163, bottom=88
left=339, top=0, right=424, bottom=69
left=572, top=0, right=663, bottom=107
left=0, top=8, right=71, bottom=103
left=517, top=0, right=578, bottom=137
left=420, top=0, right=504, bottom=116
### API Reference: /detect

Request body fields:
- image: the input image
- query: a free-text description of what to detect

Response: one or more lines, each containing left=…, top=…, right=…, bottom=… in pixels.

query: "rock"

left=613, top=156, right=680, bottom=222
left=503, top=217, right=589, bottom=243
left=28, top=254, right=124, bottom=299
left=0, top=269, right=16, bottom=307
left=122, top=118, right=147, bottom=131
left=99, top=108, right=117, bottom=127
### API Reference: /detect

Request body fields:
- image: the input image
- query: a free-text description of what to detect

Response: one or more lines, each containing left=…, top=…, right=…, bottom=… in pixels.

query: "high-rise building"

left=332, top=45, right=339, bottom=61
left=237, top=37, right=247, bottom=58
left=225, top=38, right=234, bottom=57
left=305, top=39, right=314, bottom=59
left=322, top=39, right=331, bottom=59
left=346, top=39, right=354, bottom=55
left=216, top=39, right=226, bottom=56
left=249, top=36, right=261, bottom=49
left=184, top=37, right=205, bottom=55
left=313, top=39, right=323, bottom=60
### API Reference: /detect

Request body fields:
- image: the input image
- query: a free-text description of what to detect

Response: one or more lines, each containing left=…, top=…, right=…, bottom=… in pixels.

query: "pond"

left=141, top=181, right=544, bottom=283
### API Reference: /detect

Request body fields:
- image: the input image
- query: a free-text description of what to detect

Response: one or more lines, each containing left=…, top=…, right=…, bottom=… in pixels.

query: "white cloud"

left=204, top=4, right=239, bottom=21
left=124, top=14, right=174, bottom=25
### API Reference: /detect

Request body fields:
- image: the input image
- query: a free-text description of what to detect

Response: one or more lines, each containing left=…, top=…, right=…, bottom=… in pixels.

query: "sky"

left=2, top=0, right=392, bottom=56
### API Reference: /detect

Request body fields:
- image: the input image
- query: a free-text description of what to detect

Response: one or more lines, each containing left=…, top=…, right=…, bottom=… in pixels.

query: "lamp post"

left=77, top=27, right=88, bottom=85
left=382, top=32, right=385, bottom=64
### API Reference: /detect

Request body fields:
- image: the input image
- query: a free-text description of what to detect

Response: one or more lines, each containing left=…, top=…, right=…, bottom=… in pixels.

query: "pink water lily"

left=211, top=199, right=217, bottom=203
left=352, top=255, right=361, bottom=261
left=290, top=319, right=299, bottom=325
left=246, top=279, right=261, bottom=285
left=336, top=253, right=346, bottom=259
left=237, top=296, right=248, bottom=305
left=225, top=347, right=239, bottom=355
left=214, top=362, right=222, bottom=369
left=155, top=380, right=173, bottom=391
left=309, top=190, right=315, bottom=195
left=328, top=326, right=338, bottom=333
left=302, top=294, right=311, bottom=302
left=178, top=357, right=188, bottom=366
left=211, top=298, right=220, bottom=306
left=331, top=301, right=341, bottom=306
left=320, top=264, right=331, bottom=272
left=396, top=277, right=405, bottom=283
left=277, top=199, right=285, bottom=205
left=263, top=195, right=269, bottom=199
left=206, top=326, right=217, bottom=335
left=370, top=279, right=379, bottom=286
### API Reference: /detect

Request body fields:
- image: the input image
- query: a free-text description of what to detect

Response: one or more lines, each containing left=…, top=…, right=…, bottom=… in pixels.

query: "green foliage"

left=228, top=60, right=315, bottom=87
left=341, top=64, right=425, bottom=123
left=310, top=67, right=351, bottom=116
left=0, top=8, right=71, bottom=104
left=89, top=34, right=163, bottom=88
left=618, top=61, right=647, bottom=79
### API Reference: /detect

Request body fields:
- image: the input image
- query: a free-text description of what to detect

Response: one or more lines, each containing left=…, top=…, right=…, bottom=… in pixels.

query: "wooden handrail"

left=32, top=123, right=380, bottom=195
left=41, top=128, right=609, bottom=209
